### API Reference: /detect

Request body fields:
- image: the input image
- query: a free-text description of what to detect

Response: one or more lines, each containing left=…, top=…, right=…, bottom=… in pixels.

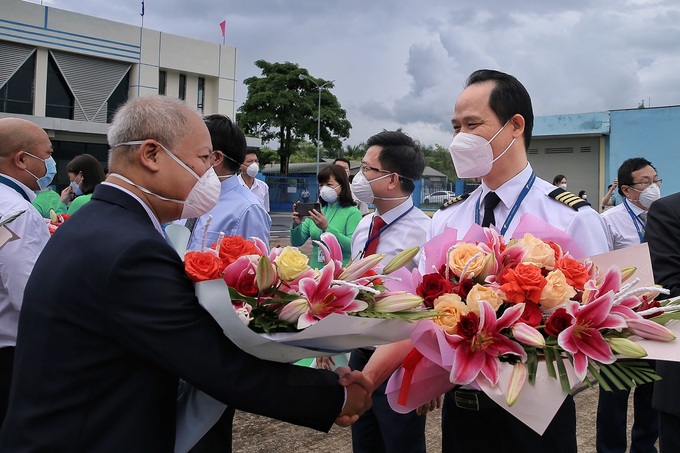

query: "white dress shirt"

left=600, top=201, right=645, bottom=251
left=0, top=174, right=50, bottom=348
left=351, top=197, right=431, bottom=270
left=428, top=164, right=609, bottom=259
left=237, top=174, right=270, bottom=212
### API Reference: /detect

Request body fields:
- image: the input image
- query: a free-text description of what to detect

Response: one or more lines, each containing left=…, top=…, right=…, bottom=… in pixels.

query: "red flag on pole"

left=219, top=20, right=226, bottom=41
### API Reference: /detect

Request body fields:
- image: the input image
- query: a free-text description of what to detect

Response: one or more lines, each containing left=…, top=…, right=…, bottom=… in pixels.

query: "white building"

left=0, top=0, right=242, bottom=187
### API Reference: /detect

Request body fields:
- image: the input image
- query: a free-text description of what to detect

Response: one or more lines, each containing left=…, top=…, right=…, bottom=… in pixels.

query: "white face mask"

left=319, top=185, right=339, bottom=203
left=112, top=141, right=221, bottom=219
left=350, top=170, right=409, bottom=204
left=244, top=162, right=259, bottom=177
left=630, top=183, right=661, bottom=209
left=447, top=121, right=515, bottom=179
left=558, top=183, right=567, bottom=190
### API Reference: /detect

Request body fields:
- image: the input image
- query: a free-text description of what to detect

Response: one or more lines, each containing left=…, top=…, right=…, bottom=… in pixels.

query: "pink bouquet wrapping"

left=385, top=215, right=680, bottom=434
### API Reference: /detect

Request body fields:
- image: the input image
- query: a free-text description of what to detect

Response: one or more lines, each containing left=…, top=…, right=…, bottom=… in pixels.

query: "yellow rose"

left=517, top=233, right=556, bottom=270
left=433, top=294, right=469, bottom=335
left=448, top=243, right=491, bottom=279
left=465, top=284, right=503, bottom=314
left=274, top=246, right=310, bottom=281
left=539, top=269, right=577, bottom=308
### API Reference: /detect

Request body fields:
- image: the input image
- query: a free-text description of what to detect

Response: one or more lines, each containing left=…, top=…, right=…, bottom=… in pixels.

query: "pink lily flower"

left=447, top=300, right=527, bottom=386
left=558, top=291, right=627, bottom=381
left=296, top=261, right=365, bottom=329
left=314, top=232, right=344, bottom=278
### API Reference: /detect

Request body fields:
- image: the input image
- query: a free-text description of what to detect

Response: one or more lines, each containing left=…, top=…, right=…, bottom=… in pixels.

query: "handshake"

left=334, top=366, right=374, bottom=427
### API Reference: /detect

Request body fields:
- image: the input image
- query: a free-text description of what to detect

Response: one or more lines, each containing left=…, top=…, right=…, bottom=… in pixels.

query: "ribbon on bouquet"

left=397, top=348, right=425, bottom=406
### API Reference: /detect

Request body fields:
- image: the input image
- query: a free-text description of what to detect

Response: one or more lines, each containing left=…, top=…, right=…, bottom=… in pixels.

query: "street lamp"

left=299, top=73, right=334, bottom=175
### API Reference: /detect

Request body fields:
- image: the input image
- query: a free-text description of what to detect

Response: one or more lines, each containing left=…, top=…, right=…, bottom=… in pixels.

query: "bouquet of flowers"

left=46, top=209, right=70, bottom=235
left=170, top=224, right=433, bottom=362
left=385, top=224, right=680, bottom=433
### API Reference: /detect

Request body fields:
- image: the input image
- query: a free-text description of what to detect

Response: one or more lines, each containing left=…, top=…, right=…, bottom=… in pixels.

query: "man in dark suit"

left=645, top=191, right=680, bottom=452
left=0, top=95, right=371, bottom=452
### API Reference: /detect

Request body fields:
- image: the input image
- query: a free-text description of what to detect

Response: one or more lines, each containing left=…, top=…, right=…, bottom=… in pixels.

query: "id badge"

left=318, top=247, right=325, bottom=263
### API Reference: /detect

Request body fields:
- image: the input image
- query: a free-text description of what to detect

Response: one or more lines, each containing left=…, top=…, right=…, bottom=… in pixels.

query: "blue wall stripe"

left=0, top=17, right=139, bottom=49
left=0, top=31, right=139, bottom=61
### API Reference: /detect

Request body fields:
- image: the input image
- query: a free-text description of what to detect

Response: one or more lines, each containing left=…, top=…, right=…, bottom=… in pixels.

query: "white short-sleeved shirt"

left=0, top=174, right=50, bottom=347
left=600, top=201, right=644, bottom=251
left=428, top=164, right=609, bottom=259
left=351, top=198, right=431, bottom=271
left=237, top=174, right=270, bottom=212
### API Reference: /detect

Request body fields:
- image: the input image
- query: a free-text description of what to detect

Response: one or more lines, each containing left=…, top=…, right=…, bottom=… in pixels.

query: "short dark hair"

left=204, top=114, right=246, bottom=173
left=578, top=190, right=587, bottom=198
left=552, top=174, right=567, bottom=186
left=365, top=131, right=424, bottom=194
left=333, top=157, right=350, bottom=168
left=617, top=157, right=655, bottom=197
left=466, top=69, right=534, bottom=150
left=318, top=164, right=355, bottom=208
left=66, top=154, right=105, bottom=195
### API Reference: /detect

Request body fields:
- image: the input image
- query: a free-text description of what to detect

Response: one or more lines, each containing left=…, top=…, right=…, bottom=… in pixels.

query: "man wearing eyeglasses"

left=597, top=157, right=661, bottom=453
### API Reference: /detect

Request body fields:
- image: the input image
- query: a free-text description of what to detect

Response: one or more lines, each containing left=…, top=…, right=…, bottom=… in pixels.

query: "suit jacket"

left=0, top=184, right=344, bottom=452
left=645, top=192, right=680, bottom=416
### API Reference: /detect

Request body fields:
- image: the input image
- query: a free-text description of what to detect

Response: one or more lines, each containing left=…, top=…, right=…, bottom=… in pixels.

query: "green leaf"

left=553, top=352, right=572, bottom=393
left=527, top=349, right=539, bottom=385
left=542, top=347, right=557, bottom=380
left=608, top=363, right=635, bottom=388
left=589, top=363, right=612, bottom=392
left=598, top=364, right=627, bottom=391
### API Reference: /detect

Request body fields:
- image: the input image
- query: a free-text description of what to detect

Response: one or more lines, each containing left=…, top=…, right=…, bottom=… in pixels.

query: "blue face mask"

left=70, top=180, right=83, bottom=196
left=24, top=152, right=57, bottom=190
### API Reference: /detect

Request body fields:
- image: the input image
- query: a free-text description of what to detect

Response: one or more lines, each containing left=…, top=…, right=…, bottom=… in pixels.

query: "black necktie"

left=481, top=192, right=501, bottom=228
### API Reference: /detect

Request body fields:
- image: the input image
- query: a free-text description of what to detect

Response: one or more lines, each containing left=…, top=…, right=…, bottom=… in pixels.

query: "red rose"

left=518, top=301, right=543, bottom=327
left=555, top=257, right=589, bottom=290
left=452, top=278, right=475, bottom=299
left=499, top=264, right=547, bottom=304
left=417, top=273, right=454, bottom=308
left=184, top=251, right=223, bottom=282
left=234, top=271, right=258, bottom=297
left=457, top=312, right=479, bottom=339
left=544, top=308, right=574, bottom=337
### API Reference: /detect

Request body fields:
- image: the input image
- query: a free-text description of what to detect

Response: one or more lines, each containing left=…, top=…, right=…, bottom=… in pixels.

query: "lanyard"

left=361, top=205, right=415, bottom=257
left=623, top=199, right=645, bottom=242
left=475, top=171, right=536, bottom=236
left=0, top=175, right=30, bottom=202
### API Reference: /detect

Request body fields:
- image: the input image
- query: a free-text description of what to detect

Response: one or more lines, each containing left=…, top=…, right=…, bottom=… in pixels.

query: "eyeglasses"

left=360, top=163, right=391, bottom=174
left=629, top=179, right=662, bottom=188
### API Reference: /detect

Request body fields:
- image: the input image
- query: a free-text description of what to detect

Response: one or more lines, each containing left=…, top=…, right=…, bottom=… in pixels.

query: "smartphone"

left=297, top=202, right=321, bottom=217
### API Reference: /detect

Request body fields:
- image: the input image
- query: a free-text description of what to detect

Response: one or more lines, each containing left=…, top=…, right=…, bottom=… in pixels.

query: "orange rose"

left=555, top=257, right=590, bottom=290
left=212, top=236, right=262, bottom=268
left=184, top=251, right=223, bottom=282
left=499, top=264, right=547, bottom=304
left=433, top=294, right=469, bottom=335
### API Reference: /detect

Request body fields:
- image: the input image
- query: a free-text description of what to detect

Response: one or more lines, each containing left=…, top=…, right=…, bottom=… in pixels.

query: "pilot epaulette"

left=548, top=187, right=590, bottom=210
left=439, top=193, right=470, bottom=210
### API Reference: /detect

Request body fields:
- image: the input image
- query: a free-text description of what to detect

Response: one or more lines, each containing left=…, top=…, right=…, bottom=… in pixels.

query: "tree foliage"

left=236, top=60, right=351, bottom=174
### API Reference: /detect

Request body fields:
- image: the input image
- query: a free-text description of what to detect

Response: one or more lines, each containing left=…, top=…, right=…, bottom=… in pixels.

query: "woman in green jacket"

left=291, top=164, right=361, bottom=268
left=59, top=154, right=106, bottom=214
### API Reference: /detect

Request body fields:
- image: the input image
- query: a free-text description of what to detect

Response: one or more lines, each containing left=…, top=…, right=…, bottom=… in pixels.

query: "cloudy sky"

left=37, top=0, right=680, bottom=147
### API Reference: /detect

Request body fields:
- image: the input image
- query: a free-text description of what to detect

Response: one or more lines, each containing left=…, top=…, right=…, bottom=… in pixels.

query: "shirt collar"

left=480, top=163, right=532, bottom=210
left=624, top=198, right=646, bottom=215
left=101, top=181, right=164, bottom=236
left=377, top=197, right=414, bottom=224
left=0, top=173, right=37, bottom=202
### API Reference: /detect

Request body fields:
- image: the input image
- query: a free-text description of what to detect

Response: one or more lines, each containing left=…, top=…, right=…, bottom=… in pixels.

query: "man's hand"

left=415, top=395, right=443, bottom=415
left=334, top=367, right=373, bottom=427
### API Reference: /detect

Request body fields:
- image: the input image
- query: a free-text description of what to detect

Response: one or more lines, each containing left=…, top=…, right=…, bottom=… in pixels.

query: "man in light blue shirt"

left=185, top=115, right=271, bottom=252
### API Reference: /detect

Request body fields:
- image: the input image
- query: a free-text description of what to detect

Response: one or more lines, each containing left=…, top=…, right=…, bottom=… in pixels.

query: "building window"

left=0, top=53, right=35, bottom=115
left=158, top=70, right=166, bottom=95
left=46, top=54, right=74, bottom=119
left=106, top=72, right=130, bottom=123
left=197, top=77, right=205, bottom=113
left=178, top=73, right=186, bottom=100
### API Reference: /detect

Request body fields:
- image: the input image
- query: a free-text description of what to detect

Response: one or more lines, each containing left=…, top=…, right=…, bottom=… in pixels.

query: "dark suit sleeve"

left=104, top=238, right=344, bottom=432
left=644, top=194, right=680, bottom=416
left=646, top=196, right=680, bottom=298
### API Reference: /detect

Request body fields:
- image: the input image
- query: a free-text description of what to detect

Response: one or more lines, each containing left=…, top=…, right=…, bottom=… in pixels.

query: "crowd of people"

left=0, top=68, right=678, bottom=453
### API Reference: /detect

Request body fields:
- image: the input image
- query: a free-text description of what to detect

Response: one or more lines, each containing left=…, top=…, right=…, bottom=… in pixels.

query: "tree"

left=237, top=60, right=351, bottom=174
